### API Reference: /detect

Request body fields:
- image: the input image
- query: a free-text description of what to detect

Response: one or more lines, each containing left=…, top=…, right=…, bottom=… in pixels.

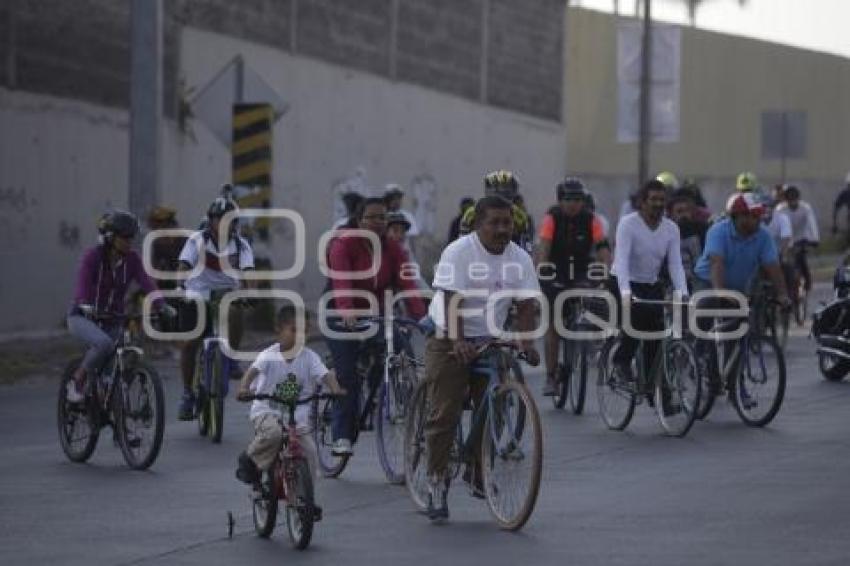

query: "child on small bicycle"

left=235, top=304, right=344, bottom=490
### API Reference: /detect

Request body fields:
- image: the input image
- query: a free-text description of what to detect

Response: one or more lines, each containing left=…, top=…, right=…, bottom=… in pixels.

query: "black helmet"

left=556, top=177, right=586, bottom=201
left=98, top=210, right=139, bottom=239
left=207, top=196, right=238, bottom=219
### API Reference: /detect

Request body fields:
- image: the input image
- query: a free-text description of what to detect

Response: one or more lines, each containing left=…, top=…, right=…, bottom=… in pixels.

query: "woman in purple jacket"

left=66, top=211, right=175, bottom=403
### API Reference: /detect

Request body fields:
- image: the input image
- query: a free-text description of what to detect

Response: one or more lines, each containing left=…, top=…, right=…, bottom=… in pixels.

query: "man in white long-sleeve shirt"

left=610, top=179, right=689, bottom=382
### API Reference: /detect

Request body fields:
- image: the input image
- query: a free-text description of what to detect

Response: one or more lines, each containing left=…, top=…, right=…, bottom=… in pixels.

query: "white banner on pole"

left=617, top=20, right=681, bottom=143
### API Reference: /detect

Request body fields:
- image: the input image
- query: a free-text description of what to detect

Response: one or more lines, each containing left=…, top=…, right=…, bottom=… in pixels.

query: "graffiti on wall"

left=0, top=185, right=34, bottom=247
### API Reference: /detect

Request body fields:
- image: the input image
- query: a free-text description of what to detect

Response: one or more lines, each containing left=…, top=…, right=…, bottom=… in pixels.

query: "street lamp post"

left=638, top=0, right=652, bottom=186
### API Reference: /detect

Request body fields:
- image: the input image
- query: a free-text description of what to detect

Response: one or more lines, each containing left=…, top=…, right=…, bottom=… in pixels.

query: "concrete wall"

left=0, top=89, right=129, bottom=333
left=0, top=23, right=567, bottom=334
left=566, top=8, right=850, bottom=225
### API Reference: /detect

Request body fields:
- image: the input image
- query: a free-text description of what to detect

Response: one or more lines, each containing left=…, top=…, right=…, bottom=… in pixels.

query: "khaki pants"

left=424, top=337, right=485, bottom=479
left=247, top=413, right=319, bottom=480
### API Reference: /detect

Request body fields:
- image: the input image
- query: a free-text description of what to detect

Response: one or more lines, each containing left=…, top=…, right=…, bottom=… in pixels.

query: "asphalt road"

left=3, top=294, right=850, bottom=566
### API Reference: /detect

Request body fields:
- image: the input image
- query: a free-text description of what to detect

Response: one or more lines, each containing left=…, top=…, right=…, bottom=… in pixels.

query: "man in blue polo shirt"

left=694, top=192, right=789, bottom=299
left=692, top=193, right=790, bottom=400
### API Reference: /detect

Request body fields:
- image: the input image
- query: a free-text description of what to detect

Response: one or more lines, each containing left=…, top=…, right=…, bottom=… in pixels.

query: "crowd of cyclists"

left=62, top=166, right=832, bottom=528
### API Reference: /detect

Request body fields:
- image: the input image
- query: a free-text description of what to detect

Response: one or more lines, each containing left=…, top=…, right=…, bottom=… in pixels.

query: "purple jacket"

left=72, top=246, right=159, bottom=314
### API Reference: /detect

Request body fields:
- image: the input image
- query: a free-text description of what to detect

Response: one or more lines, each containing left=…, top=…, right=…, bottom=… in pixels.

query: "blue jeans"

left=67, top=314, right=121, bottom=375
left=326, top=326, right=408, bottom=442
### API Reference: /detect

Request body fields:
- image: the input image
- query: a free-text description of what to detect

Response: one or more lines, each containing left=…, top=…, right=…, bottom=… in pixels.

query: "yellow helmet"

left=655, top=171, right=679, bottom=191
left=736, top=171, right=758, bottom=192
left=484, top=170, right=519, bottom=199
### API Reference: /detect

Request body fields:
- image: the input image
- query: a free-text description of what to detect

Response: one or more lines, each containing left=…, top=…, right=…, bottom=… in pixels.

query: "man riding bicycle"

left=535, top=177, right=611, bottom=396
left=775, top=185, right=820, bottom=302
left=66, top=211, right=176, bottom=403
left=176, top=195, right=255, bottom=420
left=692, top=193, right=791, bottom=388
left=325, top=196, right=427, bottom=457
left=610, top=180, right=689, bottom=386
left=424, top=195, right=541, bottom=522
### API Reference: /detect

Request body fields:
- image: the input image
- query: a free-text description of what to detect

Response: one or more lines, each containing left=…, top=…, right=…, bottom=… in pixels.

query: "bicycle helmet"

left=98, top=210, right=140, bottom=239
left=386, top=211, right=411, bottom=231
left=484, top=170, right=519, bottom=200
left=655, top=171, right=679, bottom=191
left=736, top=171, right=758, bottom=192
left=207, top=196, right=238, bottom=219
left=556, top=177, right=586, bottom=201
left=726, top=192, right=765, bottom=217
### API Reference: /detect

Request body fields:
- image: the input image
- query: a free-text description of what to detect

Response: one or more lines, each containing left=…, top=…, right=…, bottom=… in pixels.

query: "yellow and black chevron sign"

left=232, top=103, right=272, bottom=239
left=232, top=103, right=272, bottom=208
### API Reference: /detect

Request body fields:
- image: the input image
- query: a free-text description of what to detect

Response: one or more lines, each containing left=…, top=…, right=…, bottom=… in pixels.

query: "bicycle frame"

left=460, top=348, right=515, bottom=464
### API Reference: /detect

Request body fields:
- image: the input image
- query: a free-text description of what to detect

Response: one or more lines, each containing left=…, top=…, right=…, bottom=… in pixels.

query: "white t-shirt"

left=776, top=201, right=820, bottom=244
left=612, top=212, right=688, bottom=295
left=428, top=233, right=541, bottom=338
left=763, top=212, right=792, bottom=252
left=179, top=231, right=255, bottom=295
left=249, top=344, right=329, bottom=429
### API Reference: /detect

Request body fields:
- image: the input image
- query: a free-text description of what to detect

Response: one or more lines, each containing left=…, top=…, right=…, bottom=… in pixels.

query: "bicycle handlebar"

left=325, top=315, right=426, bottom=333
left=631, top=298, right=689, bottom=307
left=242, top=392, right=341, bottom=405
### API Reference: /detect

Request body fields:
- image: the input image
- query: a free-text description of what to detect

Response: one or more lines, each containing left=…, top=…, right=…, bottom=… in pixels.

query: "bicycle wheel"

left=404, top=380, right=431, bottom=512
left=285, top=459, right=315, bottom=550
left=253, top=466, right=279, bottom=538
left=794, top=282, right=808, bottom=326
left=775, top=304, right=790, bottom=350
left=553, top=339, right=571, bottom=409
left=115, top=362, right=165, bottom=470
left=568, top=341, right=588, bottom=415
left=596, top=340, right=636, bottom=431
left=655, top=340, right=700, bottom=437
left=209, top=347, right=225, bottom=444
left=695, top=360, right=716, bottom=421
left=733, top=336, right=786, bottom=427
left=57, top=357, right=99, bottom=463
left=480, top=381, right=542, bottom=531
left=377, top=356, right=415, bottom=484
left=314, top=396, right=349, bottom=478
left=818, top=351, right=850, bottom=382
left=195, top=348, right=209, bottom=437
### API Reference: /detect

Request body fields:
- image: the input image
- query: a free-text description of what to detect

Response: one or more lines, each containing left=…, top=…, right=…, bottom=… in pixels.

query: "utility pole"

left=637, top=0, right=652, bottom=186
left=129, top=0, right=162, bottom=218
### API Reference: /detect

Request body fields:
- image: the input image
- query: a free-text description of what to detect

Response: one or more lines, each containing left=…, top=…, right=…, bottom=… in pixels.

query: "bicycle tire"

left=285, top=459, right=315, bottom=550
left=253, top=466, right=279, bottom=538
left=480, top=381, right=542, bottom=531
left=115, top=362, right=165, bottom=470
left=794, top=282, right=808, bottom=327
left=404, top=380, right=431, bottom=513
left=775, top=304, right=790, bottom=350
left=654, top=340, right=700, bottom=437
left=553, top=338, right=571, bottom=409
left=818, top=351, right=850, bottom=382
left=314, top=397, right=349, bottom=478
left=568, top=341, right=588, bottom=415
left=733, top=335, right=786, bottom=427
left=376, top=357, right=414, bottom=485
left=57, top=357, right=99, bottom=463
left=196, top=348, right=209, bottom=437
left=209, top=347, right=225, bottom=444
left=596, top=339, right=636, bottom=431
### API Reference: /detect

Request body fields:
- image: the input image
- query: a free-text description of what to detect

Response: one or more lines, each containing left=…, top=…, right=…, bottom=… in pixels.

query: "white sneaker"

left=331, top=439, right=353, bottom=456
left=65, top=380, right=85, bottom=404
